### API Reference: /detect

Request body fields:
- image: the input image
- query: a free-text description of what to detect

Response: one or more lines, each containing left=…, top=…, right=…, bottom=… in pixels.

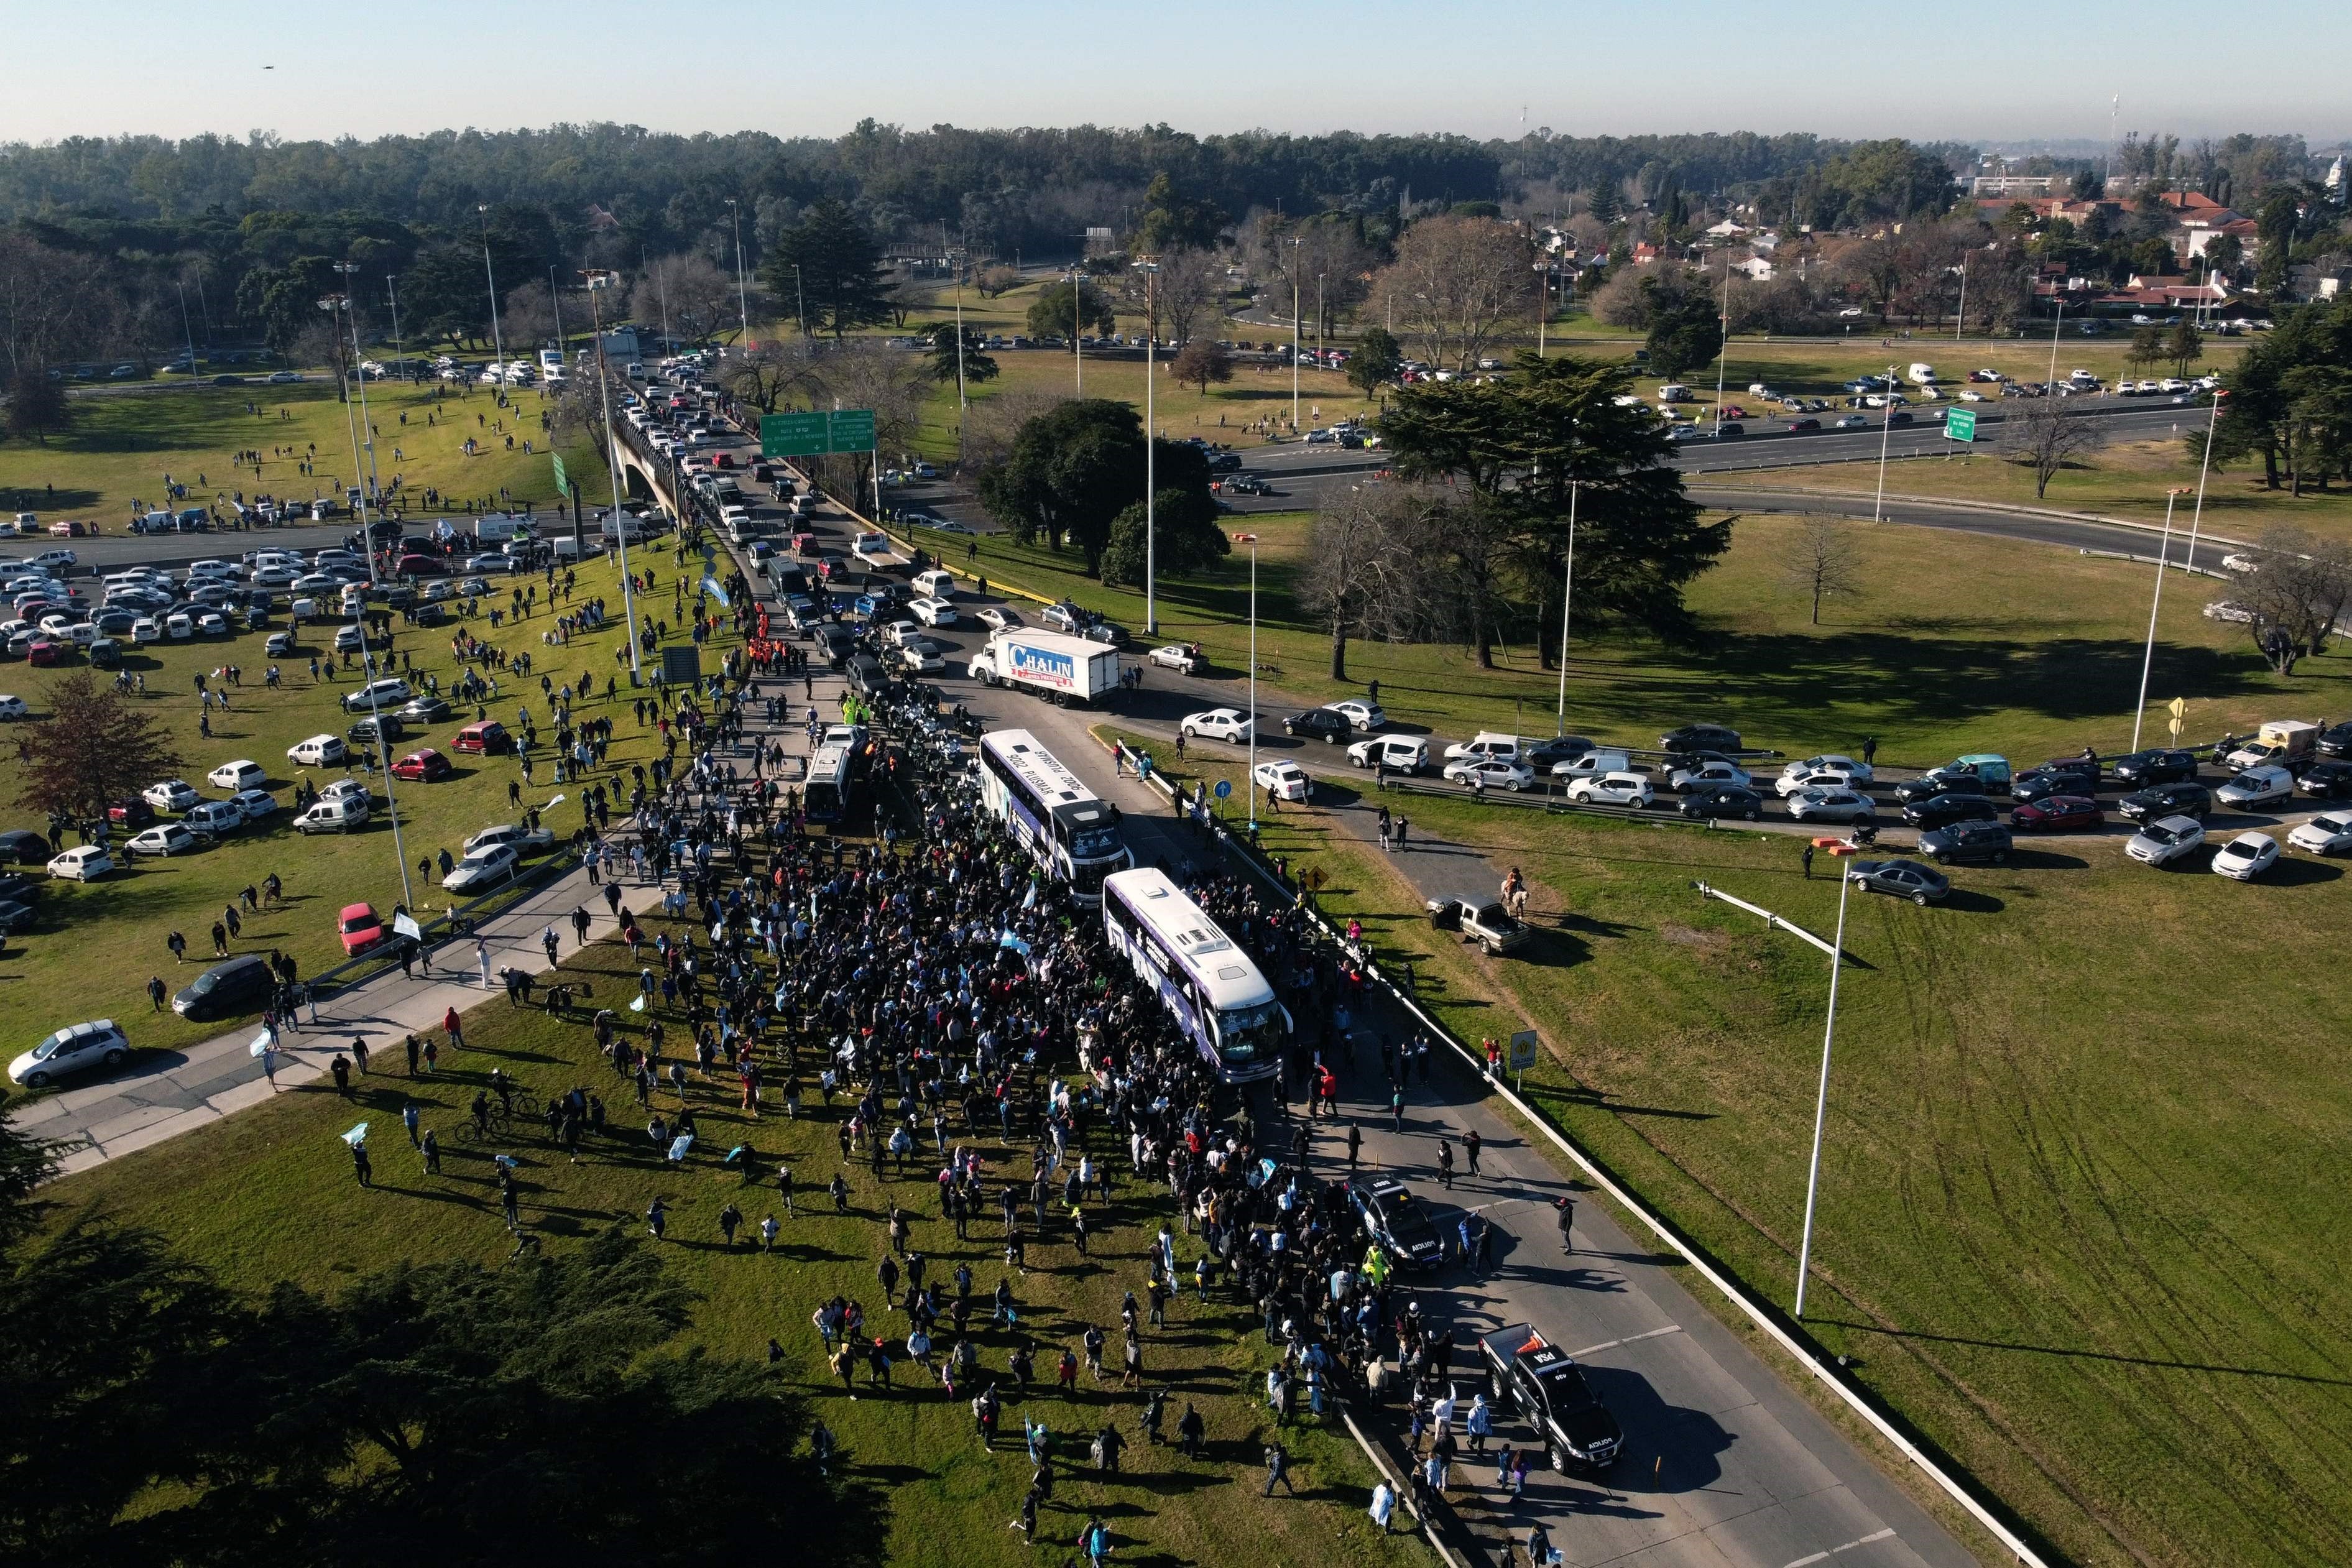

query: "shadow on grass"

left=1814, top=1318, right=2352, bottom=1388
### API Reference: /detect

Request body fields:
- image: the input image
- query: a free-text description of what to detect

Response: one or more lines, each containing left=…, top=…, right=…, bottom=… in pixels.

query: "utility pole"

left=1291, top=236, right=1303, bottom=433
left=332, top=263, right=381, bottom=511
left=385, top=274, right=407, bottom=382
left=1143, top=262, right=1158, bottom=635
left=1872, top=363, right=1898, bottom=522
left=477, top=205, right=505, bottom=391
left=726, top=198, right=753, bottom=349
left=1792, top=869, right=1853, bottom=1320
left=586, top=272, right=643, bottom=678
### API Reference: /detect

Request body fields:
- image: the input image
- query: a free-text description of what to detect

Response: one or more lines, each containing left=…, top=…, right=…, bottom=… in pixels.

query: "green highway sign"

left=828, top=409, right=876, bottom=451
left=550, top=452, right=568, bottom=493
left=760, top=409, right=877, bottom=458
left=1945, top=407, right=1978, bottom=443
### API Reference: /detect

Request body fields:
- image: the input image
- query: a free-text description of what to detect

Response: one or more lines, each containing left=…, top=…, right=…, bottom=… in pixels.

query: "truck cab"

left=1478, top=1324, right=1625, bottom=1473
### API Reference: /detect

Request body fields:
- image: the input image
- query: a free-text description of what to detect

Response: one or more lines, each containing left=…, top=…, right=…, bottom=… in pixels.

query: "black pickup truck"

left=1477, top=1322, right=1624, bottom=1473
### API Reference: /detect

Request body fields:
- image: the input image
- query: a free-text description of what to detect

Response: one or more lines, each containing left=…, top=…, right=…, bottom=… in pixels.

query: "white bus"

left=803, top=744, right=856, bottom=826
left=977, top=729, right=1130, bottom=901
left=1101, top=867, right=1288, bottom=1084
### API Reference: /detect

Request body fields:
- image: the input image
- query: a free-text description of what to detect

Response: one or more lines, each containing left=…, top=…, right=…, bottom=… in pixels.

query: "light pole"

left=333, top=263, right=380, bottom=512
left=477, top=205, right=507, bottom=392
left=1792, top=865, right=1853, bottom=1320
left=2181, top=389, right=2227, bottom=584
left=1555, top=481, right=1579, bottom=734
left=1069, top=266, right=1086, bottom=395
left=1142, top=261, right=1159, bottom=635
left=385, top=274, right=407, bottom=382
left=1713, top=257, right=1732, bottom=433
left=2045, top=297, right=2065, bottom=393
left=1953, top=252, right=1969, bottom=343
left=174, top=282, right=200, bottom=382
left=1235, top=532, right=1260, bottom=828
left=319, top=295, right=377, bottom=586
left=548, top=266, right=565, bottom=356
left=586, top=272, right=643, bottom=677
left=2130, top=488, right=2191, bottom=752
left=726, top=198, right=753, bottom=349
left=348, top=609, right=415, bottom=912
left=1291, top=236, right=1303, bottom=434
left=791, top=264, right=806, bottom=341
left=1871, top=363, right=1898, bottom=522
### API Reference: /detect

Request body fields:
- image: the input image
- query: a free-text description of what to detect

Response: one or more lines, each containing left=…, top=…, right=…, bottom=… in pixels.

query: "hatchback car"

left=2125, top=814, right=2207, bottom=867
left=452, top=721, right=512, bottom=755
left=1902, top=793, right=2000, bottom=830
left=443, top=842, right=522, bottom=893
left=1680, top=786, right=1764, bottom=821
left=337, top=902, right=385, bottom=955
left=228, top=789, right=278, bottom=823
left=126, top=823, right=208, bottom=857
left=1283, top=708, right=1355, bottom=745
left=1327, top=699, right=1387, bottom=732
left=1787, top=786, right=1877, bottom=824
left=1667, top=759, right=1752, bottom=794
left=2110, top=749, right=2199, bottom=786
left=1252, top=761, right=1312, bottom=802
left=2211, top=832, right=2279, bottom=881
left=144, top=778, right=200, bottom=813
left=8, top=1020, right=131, bottom=1088
left=1446, top=757, right=1537, bottom=792
left=1917, top=820, right=2014, bottom=865
left=1659, top=724, right=1741, bottom=755
left=288, top=734, right=347, bottom=768
left=206, top=760, right=267, bottom=792
left=1180, top=708, right=1253, bottom=744
left=1568, top=771, right=1654, bottom=808
left=1847, top=859, right=1951, bottom=905
left=389, top=747, right=454, bottom=782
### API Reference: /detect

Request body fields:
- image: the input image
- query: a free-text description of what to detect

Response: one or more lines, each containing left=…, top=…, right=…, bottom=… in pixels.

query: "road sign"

left=760, top=410, right=876, bottom=458
left=1507, top=1030, right=1541, bottom=1072
left=660, top=646, right=702, bottom=686
left=1945, top=407, right=1978, bottom=443
left=2168, top=696, right=2187, bottom=740
left=550, top=452, right=568, bottom=493
left=1212, top=779, right=1231, bottom=800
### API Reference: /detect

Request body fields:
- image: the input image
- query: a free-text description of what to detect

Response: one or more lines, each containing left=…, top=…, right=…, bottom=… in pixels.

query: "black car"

left=0, top=899, right=37, bottom=933
left=2299, top=760, right=2352, bottom=800
left=402, top=696, right=453, bottom=724
left=1894, top=772, right=1985, bottom=805
left=2317, top=722, right=2352, bottom=760
left=1208, top=451, right=1243, bottom=473
left=1479, top=1324, right=1623, bottom=1472
left=1787, top=417, right=1822, bottom=431
left=172, top=954, right=275, bottom=1020
left=1847, top=857, right=1952, bottom=904
left=0, top=874, right=43, bottom=905
left=1523, top=735, right=1597, bottom=772
left=2111, top=749, right=2200, bottom=786
left=0, top=829, right=52, bottom=865
left=347, top=714, right=407, bottom=746
left=1901, top=793, right=2001, bottom=830
left=1659, top=723, right=1741, bottom=755
left=1344, top=1177, right=1446, bottom=1271
left=2014, top=768, right=2100, bottom=805
left=1916, top=820, right=2013, bottom=865
left=1714, top=422, right=1744, bottom=437
left=1886, top=410, right=1914, bottom=426
left=2119, top=781, right=2212, bottom=822
left=1680, top=786, right=1764, bottom=821
left=1283, top=708, right=1355, bottom=745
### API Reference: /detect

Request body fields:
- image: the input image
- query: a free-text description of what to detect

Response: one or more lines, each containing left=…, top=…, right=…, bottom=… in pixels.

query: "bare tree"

left=630, top=254, right=737, bottom=345
left=1998, top=399, right=2111, bottom=499
left=811, top=339, right=929, bottom=458
left=1299, top=482, right=1428, bottom=680
left=1780, top=515, right=1863, bottom=624
left=2239, top=528, right=2352, bottom=674
left=1370, top=216, right=1538, bottom=372
left=958, top=385, right=1069, bottom=476
left=975, top=265, right=1022, bottom=299
left=1169, top=341, right=1232, bottom=397
left=500, top=282, right=558, bottom=349
left=717, top=341, right=822, bottom=416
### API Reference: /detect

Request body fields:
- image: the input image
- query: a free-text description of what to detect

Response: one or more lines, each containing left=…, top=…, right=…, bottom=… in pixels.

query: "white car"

left=1444, top=757, right=1535, bottom=791
left=0, top=694, right=27, bottom=721
left=143, top=778, right=200, bottom=813
left=207, top=760, right=267, bottom=792
left=1348, top=735, right=1429, bottom=773
left=8, top=1020, right=131, bottom=1089
left=1551, top=750, right=1631, bottom=782
left=1788, top=787, right=1878, bottom=824
left=2211, top=832, right=2279, bottom=881
left=1181, top=708, right=1252, bottom=744
left=288, top=734, right=347, bottom=768
left=465, top=823, right=555, bottom=857
left=908, top=596, right=959, bottom=629
left=319, top=778, right=372, bottom=808
left=229, top=788, right=279, bottom=823
left=2216, top=766, right=2294, bottom=810
left=877, top=619, right=919, bottom=648
left=1779, top=754, right=1873, bottom=787
left=2288, top=813, right=2352, bottom=855
left=1253, top=760, right=1312, bottom=802
left=182, top=800, right=247, bottom=837
left=1568, top=772, right=1655, bottom=808
left=896, top=640, right=946, bottom=675
left=47, top=845, right=115, bottom=882
left=252, top=566, right=302, bottom=588
left=1328, top=699, right=1388, bottom=732
left=1776, top=767, right=1861, bottom=798
left=443, top=842, right=521, bottom=893
left=126, top=823, right=208, bottom=857
left=1146, top=643, right=1202, bottom=673
left=1667, top=759, right=1752, bottom=794
left=2125, top=814, right=2206, bottom=866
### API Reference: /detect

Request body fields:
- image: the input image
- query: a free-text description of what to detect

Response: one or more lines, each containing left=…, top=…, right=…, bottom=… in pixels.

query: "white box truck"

left=968, top=629, right=1122, bottom=707
left=1907, top=362, right=1939, bottom=385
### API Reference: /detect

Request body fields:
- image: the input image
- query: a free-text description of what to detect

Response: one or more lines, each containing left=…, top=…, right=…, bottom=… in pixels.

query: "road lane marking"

left=1783, top=1527, right=1897, bottom=1567
left=1566, top=1323, right=1683, bottom=1358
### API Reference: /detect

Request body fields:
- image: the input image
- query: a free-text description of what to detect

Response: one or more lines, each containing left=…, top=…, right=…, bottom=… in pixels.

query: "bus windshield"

left=1215, top=1002, right=1284, bottom=1064
left=1069, top=823, right=1122, bottom=861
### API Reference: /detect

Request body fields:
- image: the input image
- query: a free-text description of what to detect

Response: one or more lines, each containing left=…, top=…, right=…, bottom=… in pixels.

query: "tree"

left=915, top=321, right=998, bottom=387
left=1025, top=278, right=1115, bottom=341
left=1100, top=486, right=1229, bottom=589
left=2126, top=325, right=2169, bottom=376
left=390, top=245, right=491, bottom=349
left=634, top=254, right=740, bottom=346
left=974, top=265, right=1022, bottom=299
left=975, top=399, right=1212, bottom=578
left=234, top=255, right=343, bottom=356
left=14, top=672, right=182, bottom=828
left=1155, top=247, right=1225, bottom=346
left=1169, top=340, right=1232, bottom=397
left=1370, top=216, right=1535, bottom=373
left=2, top=370, right=72, bottom=445
left=714, top=341, right=820, bottom=415
left=1781, top=515, right=1863, bottom=624
left=2238, top=527, right=2352, bottom=673
left=1134, top=173, right=1229, bottom=254
left=1998, top=399, right=2111, bottom=499
left=809, top=339, right=929, bottom=456
left=2165, top=319, right=2205, bottom=379
left=1641, top=275, right=1723, bottom=379
left=1299, top=481, right=1426, bottom=680
left=760, top=198, right=890, bottom=339
left=1346, top=327, right=1402, bottom=395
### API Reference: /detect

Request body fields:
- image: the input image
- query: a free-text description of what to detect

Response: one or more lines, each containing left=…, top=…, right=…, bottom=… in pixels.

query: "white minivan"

left=912, top=568, right=957, bottom=601
left=295, top=796, right=370, bottom=834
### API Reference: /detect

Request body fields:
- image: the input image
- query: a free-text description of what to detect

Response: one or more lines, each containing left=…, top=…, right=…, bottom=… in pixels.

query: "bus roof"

left=1102, top=867, right=1274, bottom=1008
left=981, top=729, right=1099, bottom=806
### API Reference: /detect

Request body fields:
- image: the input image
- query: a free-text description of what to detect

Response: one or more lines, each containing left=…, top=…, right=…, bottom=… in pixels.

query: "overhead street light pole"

left=1872, top=363, right=1898, bottom=522
left=1291, top=237, right=1303, bottom=435
left=1143, top=261, right=1158, bottom=635
left=319, top=294, right=377, bottom=587
left=726, top=198, right=753, bottom=349
left=1236, top=532, right=1260, bottom=829
left=2130, top=487, right=2189, bottom=754
left=333, top=262, right=380, bottom=511
left=1792, top=866, right=1853, bottom=1320
left=2180, top=389, right=2226, bottom=593
left=478, top=204, right=506, bottom=395
left=1555, top=481, right=1578, bottom=735
left=348, top=609, right=415, bottom=913
left=586, top=272, right=643, bottom=678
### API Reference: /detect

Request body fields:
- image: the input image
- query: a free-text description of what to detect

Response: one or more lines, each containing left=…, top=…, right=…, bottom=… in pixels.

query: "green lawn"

left=0, top=378, right=612, bottom=522
left=1178, top=793, right=2352, bottom=1568
left=37, top=908, right=1432, bottom=1568
left=0, top=544, right=702, bottom=1057
left=910, top=507, right=2350, bottom=769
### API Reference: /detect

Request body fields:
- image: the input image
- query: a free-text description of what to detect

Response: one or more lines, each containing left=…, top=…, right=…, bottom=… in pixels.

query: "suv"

left=1659, top=724, right=1741, bottom=755
left=2110, top=749, right=2198, bottom=786
left=1917, top=820, right=2014, bottom=865
left=172, top=954, right=275, bottom=1020
left=2119, top=781, right=2211, bottom=822
left=1342, top=1177, right=1446, bottom=1271
left=1283, top=708, right=1354, bottom=745
left=1478, top=1324, right=1623, bottom=1472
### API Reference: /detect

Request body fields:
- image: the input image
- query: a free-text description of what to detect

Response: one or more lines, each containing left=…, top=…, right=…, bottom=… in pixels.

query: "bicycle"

left=457, top=1115, right=510, bottom=1146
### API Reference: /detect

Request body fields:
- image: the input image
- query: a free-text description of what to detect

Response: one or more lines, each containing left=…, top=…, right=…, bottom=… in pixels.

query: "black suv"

left=347, top=714, right=407, bottom=746
left=2111, top=749, right=2199, bottom=786
left=172, top=954, right=275, bottom=1021
left=1660, top=724, right=1741, bottom=755
left=1917, top=820, right=2014, bottom=865
left=2119, top=781, right=2211, bottom=822
left=1283, top=708, right=1355, bottom=745
left=1894, top=772, right=1985, bottom=805
left=1902, top=793, right=2001, bottom=830
left=1344, top=1178, right=1444, bottom=1271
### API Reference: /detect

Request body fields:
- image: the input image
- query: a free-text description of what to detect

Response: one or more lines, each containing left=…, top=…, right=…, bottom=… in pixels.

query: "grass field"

left=909, top=507, right=2350, bottom=769
left=0, top=378, right=612, bottom=522
left=1133, top=790, right=2352, bottom=1568
left=36, top=904, right=1433, bottom=1568
left=0, top=543, right=701, bottom=1058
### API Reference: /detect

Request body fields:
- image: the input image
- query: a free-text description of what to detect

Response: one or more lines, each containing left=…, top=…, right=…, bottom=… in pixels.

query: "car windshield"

left=1544, top=1367, right=1600, bottom=1414
left=340, top=915, right=372, bottom=933
left=30, top=1033, right=63, bottom=1059
left=2146, top=825, right=2180, bottom=844
left=2317, top=817, right=2350, bottom=834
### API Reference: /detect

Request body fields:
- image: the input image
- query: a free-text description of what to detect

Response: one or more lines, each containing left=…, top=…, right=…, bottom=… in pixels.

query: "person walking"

left=1556, top=1194, right=1575, bottom=1252
left=350, top=1138, right=373, bottom=1188
left=1177, top=1401, right=1205, bottom=1460
left=1465, top=1127, right=1482, bottom=1178
left=1368, top=1479, right=1397, bottom=1533
left=1802, top=842, right=1815, bottom=880
left=647, top=1196, right=669, bottom=1242
left=443, top=1004, right=464, bottom=1051
left=1437, top=1139, right=1454, bottom=1190
left=420, top=1127, right=440, bottom=1174
left=1263, top=1440, right=1296, bottom=1497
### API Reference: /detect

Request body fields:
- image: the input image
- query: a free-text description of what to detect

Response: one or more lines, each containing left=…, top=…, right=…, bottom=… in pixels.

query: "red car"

left=451, top=721, right=510, bottom=755
left=394, top=552, right=446, bottom=576
left=107, top=797, right=158, bottom=828
left=389, top=747, right=453, bottom=782
left=338, top=902, right=384, bottom=955
left=25, top=639, right=63, bottom=666
left=2011, top=795, right=2104, bottom=831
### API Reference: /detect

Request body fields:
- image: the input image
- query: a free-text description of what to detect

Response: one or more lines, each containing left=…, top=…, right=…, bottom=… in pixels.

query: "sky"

left=6, top=0, right=2345, bottom=149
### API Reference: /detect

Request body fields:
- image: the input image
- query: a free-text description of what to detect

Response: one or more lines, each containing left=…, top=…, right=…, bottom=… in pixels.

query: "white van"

left=913, top=568, right=957, bottom=600
left=1443, top=731, right=1524, bottom=763
left=1551, top=748, right=1633, bottom=782
left=295, top=796, right=370, bottom=834
left=288, top=734, right=346, bottom=767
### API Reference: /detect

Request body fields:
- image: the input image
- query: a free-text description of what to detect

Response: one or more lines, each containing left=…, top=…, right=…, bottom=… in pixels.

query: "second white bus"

left=1101, top=867, right=1288, bottom=1084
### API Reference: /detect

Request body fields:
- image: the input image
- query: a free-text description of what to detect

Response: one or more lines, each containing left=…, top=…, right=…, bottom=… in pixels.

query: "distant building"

left=1970, top=174, right=2059, bottom=197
